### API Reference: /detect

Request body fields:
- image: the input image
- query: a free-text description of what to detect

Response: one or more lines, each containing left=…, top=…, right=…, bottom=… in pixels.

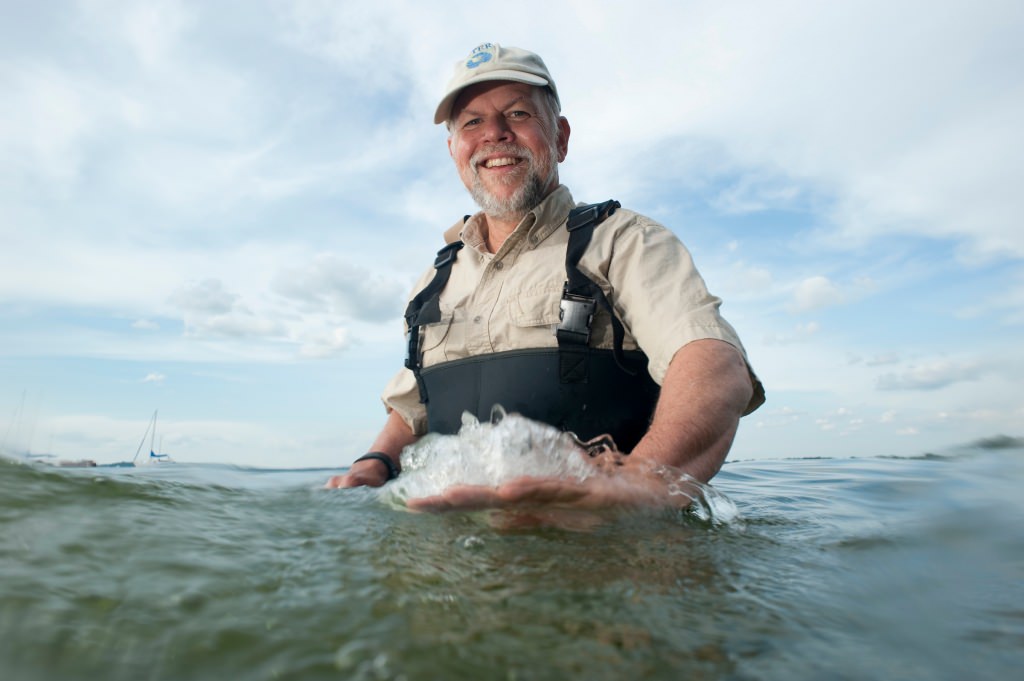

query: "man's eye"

left=462, top=118, right=482, bottom=128
left=508, top=110, right=530, bottom=119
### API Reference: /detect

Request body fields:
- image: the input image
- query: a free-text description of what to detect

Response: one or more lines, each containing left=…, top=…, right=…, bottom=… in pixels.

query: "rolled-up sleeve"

left=381, top=367, right=429, bottom=435
left=588, top=213, right=764, bottom=413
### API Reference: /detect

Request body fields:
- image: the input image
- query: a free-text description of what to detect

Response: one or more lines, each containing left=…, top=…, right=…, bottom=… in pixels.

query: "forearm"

left=629, top=339, right=754, bottom=483
left=326, top=409, right=419, bottom=488
left=368, top=409, right=420, bottom=470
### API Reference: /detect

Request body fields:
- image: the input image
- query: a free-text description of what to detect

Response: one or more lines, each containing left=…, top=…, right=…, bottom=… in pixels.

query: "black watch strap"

left=352, top=452, right=399, bottom=481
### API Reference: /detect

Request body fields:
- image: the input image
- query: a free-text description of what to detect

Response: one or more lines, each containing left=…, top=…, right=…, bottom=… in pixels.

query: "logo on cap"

left=466, top=43, right=495, bottom=69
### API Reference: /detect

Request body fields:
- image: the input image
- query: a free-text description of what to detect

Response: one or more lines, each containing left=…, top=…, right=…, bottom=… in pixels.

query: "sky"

left=2, top=0, right=1022, bottom=469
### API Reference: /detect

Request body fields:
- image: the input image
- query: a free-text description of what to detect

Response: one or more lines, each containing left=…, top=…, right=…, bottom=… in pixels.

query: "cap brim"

left=434, top=71, right=550, bottom=125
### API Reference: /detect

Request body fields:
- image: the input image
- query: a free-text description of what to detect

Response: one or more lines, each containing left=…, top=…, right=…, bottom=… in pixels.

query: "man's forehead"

left=451, top=81, right=542, bottom=117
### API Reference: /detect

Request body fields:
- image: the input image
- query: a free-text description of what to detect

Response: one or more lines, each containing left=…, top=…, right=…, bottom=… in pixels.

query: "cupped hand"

left=406, top=460, right=697, bottom=513
left=324, top=460, right=391, bottom=489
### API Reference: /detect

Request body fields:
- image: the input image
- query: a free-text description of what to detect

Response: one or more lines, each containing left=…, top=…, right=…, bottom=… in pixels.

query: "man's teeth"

left=483, top=157, right=519, bottom=168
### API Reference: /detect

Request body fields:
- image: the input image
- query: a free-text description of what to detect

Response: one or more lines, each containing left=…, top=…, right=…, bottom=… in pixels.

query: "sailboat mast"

left=150, top=410, right=158, bottom=456
left=132, top=410, right=157, bottom=464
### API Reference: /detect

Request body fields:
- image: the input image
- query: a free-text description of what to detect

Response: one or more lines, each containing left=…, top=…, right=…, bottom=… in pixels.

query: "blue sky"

left=2, top=0, right=1022, bottom=468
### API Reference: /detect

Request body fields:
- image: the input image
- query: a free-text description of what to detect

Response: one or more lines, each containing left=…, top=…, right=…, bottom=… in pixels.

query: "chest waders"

left=403, top=201, right=661, bottom=452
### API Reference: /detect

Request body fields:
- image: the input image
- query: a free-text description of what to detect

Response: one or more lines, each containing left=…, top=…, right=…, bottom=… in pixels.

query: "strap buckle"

left=566, top=200, right=621, bottom=232
left=566, top=205, right=599, bottom=232
left=433, top=241, right=464, bottom=268
left=556, top=292, right=596, bottom=345
left=404, top=326, right=420, bottom=370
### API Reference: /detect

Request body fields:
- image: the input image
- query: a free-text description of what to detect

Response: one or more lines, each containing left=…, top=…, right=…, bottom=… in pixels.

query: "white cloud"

left=275, top=1, right=421, bottom=91
left=273, top=254, right=407, bottom=323
left=171, top=279, right=238, bottom=315
left=188, top=312, right=285, bottom=340
left=709, top=173, right=803, bottom=215
left=0, top=63, right=98, bottom=186
left=116, top=0, right=194, bottom=69
left=563, top=1, right=1024, bottom=259
left=865, top=353, right=901, bottom=367
left=762, top=321, right=820, bottom=346
left=170, top=278, right=286, bottom=341
left=877, top=359, right=986, bottom=391
left=717, top=261, right=775, bottom=300
left=955, top=271, right=1024, bottom=326
left=299, top=327, right=350, bottom=359
left=751, top=405, right=805, bottom=429
left=791, top=276, right=842, bottom=313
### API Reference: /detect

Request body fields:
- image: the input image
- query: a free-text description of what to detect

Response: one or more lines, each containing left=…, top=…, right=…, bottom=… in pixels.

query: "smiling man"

left=327, top=44, right=764, bottom=506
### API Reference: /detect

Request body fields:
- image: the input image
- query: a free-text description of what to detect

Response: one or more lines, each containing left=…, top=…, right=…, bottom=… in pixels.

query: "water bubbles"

left=458, top=535, right=485, bottom=550
left=169, top=590, right=207, bottom=613
left=333, top=640, right=395, bottom=680
left=686, top=482, right=741, bottom=525
left=383, top=409, right=594, bottom=503
left=377, top=409, right=741, bottom=526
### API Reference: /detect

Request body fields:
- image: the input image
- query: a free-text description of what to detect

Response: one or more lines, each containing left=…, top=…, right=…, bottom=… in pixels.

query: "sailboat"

left=112, top=410, right=173, bottom=467
left=136, top=409, right=172, bottom=462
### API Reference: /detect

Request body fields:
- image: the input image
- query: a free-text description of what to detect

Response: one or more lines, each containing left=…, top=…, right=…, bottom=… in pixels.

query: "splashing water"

left=379, top=408, right=739, bottom=524
left=682, top=480, right=741, bottom=524
left=384, top=410, right=593, bottom=497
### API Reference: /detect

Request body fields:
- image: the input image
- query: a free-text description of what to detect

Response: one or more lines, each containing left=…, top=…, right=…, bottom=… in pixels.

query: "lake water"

left=1, top=428, right=1022, bottom=680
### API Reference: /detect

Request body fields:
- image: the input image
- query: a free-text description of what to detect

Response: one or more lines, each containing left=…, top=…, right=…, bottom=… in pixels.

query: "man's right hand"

left=325, top=459, right=392, bottom=488
left=326, top=411, right=418, bottom=489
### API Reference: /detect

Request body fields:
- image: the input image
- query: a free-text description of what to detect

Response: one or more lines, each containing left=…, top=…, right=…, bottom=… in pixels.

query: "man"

left=327, top=44, right=764, bottom=508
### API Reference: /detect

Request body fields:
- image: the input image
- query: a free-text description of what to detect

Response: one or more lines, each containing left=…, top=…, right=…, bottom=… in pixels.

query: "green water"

left=1, top=449, right=1022, bottom=680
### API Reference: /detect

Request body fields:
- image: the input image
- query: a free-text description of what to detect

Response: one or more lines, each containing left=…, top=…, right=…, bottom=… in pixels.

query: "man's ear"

left=557, top=116, right=571, bottom=162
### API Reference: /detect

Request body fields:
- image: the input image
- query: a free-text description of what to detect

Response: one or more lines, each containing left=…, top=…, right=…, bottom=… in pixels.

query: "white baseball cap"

left=434, top=43, right=561, bottom=125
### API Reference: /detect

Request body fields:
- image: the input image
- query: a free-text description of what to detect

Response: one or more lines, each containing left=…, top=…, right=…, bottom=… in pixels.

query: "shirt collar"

left=459, top=185, right=576, bottom=253
left=529, top=185, right=575, bottom=244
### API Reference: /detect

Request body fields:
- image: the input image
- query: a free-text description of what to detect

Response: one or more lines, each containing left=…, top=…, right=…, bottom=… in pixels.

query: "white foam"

left=378, top=409, right=740, bottom=525
left=383, top=409, right=594, bottom=502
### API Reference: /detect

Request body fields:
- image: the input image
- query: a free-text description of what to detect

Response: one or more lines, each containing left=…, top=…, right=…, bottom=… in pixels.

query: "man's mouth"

left=481, top=156, right=522, bottom=169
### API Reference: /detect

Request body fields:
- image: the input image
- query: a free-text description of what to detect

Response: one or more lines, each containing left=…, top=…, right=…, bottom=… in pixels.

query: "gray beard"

left=468, top=143, right=558, bottom=223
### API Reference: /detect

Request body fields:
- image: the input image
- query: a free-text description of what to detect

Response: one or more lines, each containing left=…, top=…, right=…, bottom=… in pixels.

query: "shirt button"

left=529, top=235, right=539, bottom=245
left=473, top=315, right=482, bottom=324
left=493, top=261, right=504, bottom=271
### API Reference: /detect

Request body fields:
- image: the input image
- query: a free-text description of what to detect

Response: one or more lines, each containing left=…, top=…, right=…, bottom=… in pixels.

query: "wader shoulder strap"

left=404, top=240, right=463, bottom=402
left=556, top=199, right=635, bottom=382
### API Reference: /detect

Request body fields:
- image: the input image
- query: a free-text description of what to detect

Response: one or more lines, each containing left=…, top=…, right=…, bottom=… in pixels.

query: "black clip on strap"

left=558, top=200, right=635, bottom=381
left=566, top=200, right=619, bottom=232
left=556, top=292, right=596, bottom=346
left=433, top=241, right=463, bottom=268
left=404, top=241, right=464, bottom=403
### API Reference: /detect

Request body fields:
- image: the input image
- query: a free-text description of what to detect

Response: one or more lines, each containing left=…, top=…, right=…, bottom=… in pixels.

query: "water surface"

left=1, top=445, right=1021, bottom=680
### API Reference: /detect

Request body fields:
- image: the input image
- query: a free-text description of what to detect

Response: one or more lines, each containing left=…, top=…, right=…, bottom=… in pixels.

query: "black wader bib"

left=403, top=201, right=661, bottom=452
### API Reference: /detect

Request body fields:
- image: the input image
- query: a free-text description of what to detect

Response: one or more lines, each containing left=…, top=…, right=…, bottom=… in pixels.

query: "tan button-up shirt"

left=383, top=186, right=763, bottom=435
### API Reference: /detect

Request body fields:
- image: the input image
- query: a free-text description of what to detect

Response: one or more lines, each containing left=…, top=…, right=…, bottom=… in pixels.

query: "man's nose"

left=481, top=116, right=513, bottom=143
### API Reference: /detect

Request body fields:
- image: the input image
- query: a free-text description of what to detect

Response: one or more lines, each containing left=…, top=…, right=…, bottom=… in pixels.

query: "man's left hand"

left=405, top=459, right=699, bottom=513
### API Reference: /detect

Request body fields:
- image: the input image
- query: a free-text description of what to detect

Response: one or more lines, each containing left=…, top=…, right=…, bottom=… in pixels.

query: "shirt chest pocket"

left=419, top=313, right=452, bottom=350
left=417, top=300, right=460, bottom=365
left=421, top=287, right=519, bottom=363
left=503, top=285, right=564, bottom=349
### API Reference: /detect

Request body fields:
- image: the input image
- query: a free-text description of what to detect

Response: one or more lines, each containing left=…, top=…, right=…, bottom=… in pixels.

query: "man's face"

left=447, top=81, right=569, bottom=222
